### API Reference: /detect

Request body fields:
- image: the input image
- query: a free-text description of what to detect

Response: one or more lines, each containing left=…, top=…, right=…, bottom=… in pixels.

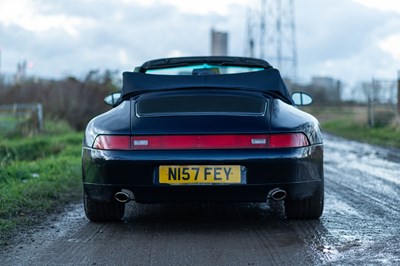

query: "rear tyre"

left=284, top=183, right=324, bottom=219
left=84, top=191, right=125, bottom=222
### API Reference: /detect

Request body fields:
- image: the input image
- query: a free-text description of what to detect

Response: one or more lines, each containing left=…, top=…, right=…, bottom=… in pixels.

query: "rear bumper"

left=82, top=145, right=323, bottom=203
left=83, top=182, right=321, bottom=203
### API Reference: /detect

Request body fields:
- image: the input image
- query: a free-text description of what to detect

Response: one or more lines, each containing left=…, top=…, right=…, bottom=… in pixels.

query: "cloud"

left=295, top=0, right=400, bottom=83
left=0, top=0, right=93, bottom=37
left=0, top=0, right=399, bottom=87
left=380, top=34, right=400, bottom=61
left=117, top=49, right=129, bottom=65
left=352, top=0, right=400, bottom=13
left=124, top=0, right=246, bottom=15
left=0, top=0, right=235, bottom=77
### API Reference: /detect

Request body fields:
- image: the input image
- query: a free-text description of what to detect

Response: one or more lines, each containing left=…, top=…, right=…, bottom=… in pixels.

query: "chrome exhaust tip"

left=268, top=188, right=287, bottom=201
left=115, top=189, right=135, bottom=203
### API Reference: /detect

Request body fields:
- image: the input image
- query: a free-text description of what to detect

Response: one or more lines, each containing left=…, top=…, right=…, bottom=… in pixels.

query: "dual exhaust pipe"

left=115, top=188, right=286, bottom=203
left=268, top=188, right=287, bottom=201
left=115, top=189, right=135, bottom=203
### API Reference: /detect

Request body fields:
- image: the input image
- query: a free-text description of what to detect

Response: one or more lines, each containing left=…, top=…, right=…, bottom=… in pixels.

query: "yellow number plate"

left=159, top=165, right=242, bottom=184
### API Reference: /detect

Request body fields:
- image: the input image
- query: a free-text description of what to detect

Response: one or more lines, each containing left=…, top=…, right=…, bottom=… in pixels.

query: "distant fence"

left=0, top=103, right=43, bottom=136
left=361, top=79, right=398, bottom=127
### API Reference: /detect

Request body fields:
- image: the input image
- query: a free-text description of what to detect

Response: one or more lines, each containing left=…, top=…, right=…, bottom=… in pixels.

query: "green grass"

left=322, top=119, right=400, bottom=148
left=0, top=116, right=20, bottom=133
left=0, top=129, right=83, bottom=245
left=303, top=105, right=400, bottom=149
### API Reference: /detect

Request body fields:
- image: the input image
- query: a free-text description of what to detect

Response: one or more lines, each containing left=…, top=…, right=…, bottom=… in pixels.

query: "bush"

left=372, top=109, right=396, bottom=128
left=0, top=70, right=119, bottom=131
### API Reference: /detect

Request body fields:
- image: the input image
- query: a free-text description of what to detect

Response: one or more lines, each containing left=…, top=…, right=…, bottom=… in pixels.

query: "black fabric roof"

left=122, top=68, right=293, bottom=104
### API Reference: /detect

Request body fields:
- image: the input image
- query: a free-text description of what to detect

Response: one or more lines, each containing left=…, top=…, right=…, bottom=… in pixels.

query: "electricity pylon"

left=246, top=0, right=298, bottom=81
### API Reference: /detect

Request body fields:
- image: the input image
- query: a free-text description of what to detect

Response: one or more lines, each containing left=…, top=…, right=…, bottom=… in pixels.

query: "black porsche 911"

left=82, top=56, right=324, bottom=222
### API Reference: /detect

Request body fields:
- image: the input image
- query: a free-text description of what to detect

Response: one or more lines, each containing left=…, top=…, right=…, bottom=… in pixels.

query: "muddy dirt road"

left=1, top=134, right=399, bottom=265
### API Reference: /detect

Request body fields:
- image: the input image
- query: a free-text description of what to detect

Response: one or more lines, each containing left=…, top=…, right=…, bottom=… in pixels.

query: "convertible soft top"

left=122, top=68, right=293, bottom=104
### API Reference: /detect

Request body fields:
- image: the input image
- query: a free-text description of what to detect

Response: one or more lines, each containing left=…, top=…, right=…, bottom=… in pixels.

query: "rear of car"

left=82, top=56, right=324, bottom=222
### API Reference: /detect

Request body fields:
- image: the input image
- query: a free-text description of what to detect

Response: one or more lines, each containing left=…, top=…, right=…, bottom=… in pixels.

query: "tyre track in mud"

left=324, top=134, right=399, bottom=219
left=325, top=166, right=400, bottom=216
left=317, top=134, right=400, bottom=264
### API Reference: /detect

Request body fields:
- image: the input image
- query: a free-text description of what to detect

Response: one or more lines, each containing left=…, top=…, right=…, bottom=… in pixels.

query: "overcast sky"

left=0, top=0, right=399, bottom=87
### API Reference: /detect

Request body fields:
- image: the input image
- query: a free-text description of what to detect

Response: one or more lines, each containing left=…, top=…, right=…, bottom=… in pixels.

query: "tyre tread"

left=84, top=192, right=125, bottom=222
left=284, top=183, right=324, bottom=220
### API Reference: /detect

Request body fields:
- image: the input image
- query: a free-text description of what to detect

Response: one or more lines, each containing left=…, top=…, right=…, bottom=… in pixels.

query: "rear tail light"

left=92, top=135, right=131, bottom=150
left=131, top=135, right=269, bottom=150
left=92, top=133, right=309, bottom=150
left=269, top=133, right=310, bottom=148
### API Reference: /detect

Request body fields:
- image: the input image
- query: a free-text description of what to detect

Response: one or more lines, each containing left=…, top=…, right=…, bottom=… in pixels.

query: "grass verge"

left=322, top=119, right=400, bottom=148
left=303, top=105, right=400, bottom=149
left=0, top=129, right=82, bottom=245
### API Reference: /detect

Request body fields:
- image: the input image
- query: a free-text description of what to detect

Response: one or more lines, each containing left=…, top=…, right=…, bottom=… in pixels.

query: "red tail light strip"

left=132, top=135, right=269, bottom=150
left=269, top=133, right=310, bottom=148
left=93, top=135, right=131, bottom=150
left=92, top=133, right=309, bottom=150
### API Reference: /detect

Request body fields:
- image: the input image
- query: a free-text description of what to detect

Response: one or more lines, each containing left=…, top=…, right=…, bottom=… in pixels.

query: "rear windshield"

left=145, top=64, right=264, bottom=75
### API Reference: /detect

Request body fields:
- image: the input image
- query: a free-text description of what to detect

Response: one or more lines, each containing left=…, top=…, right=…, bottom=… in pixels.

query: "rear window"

left=145, top=64, right=264, bottom=75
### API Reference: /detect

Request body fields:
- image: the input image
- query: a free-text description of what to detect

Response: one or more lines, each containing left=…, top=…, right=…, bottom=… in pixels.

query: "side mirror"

left=104, top=92, right=121, bottom=106
left=292, top=92, right=313, bottom=106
